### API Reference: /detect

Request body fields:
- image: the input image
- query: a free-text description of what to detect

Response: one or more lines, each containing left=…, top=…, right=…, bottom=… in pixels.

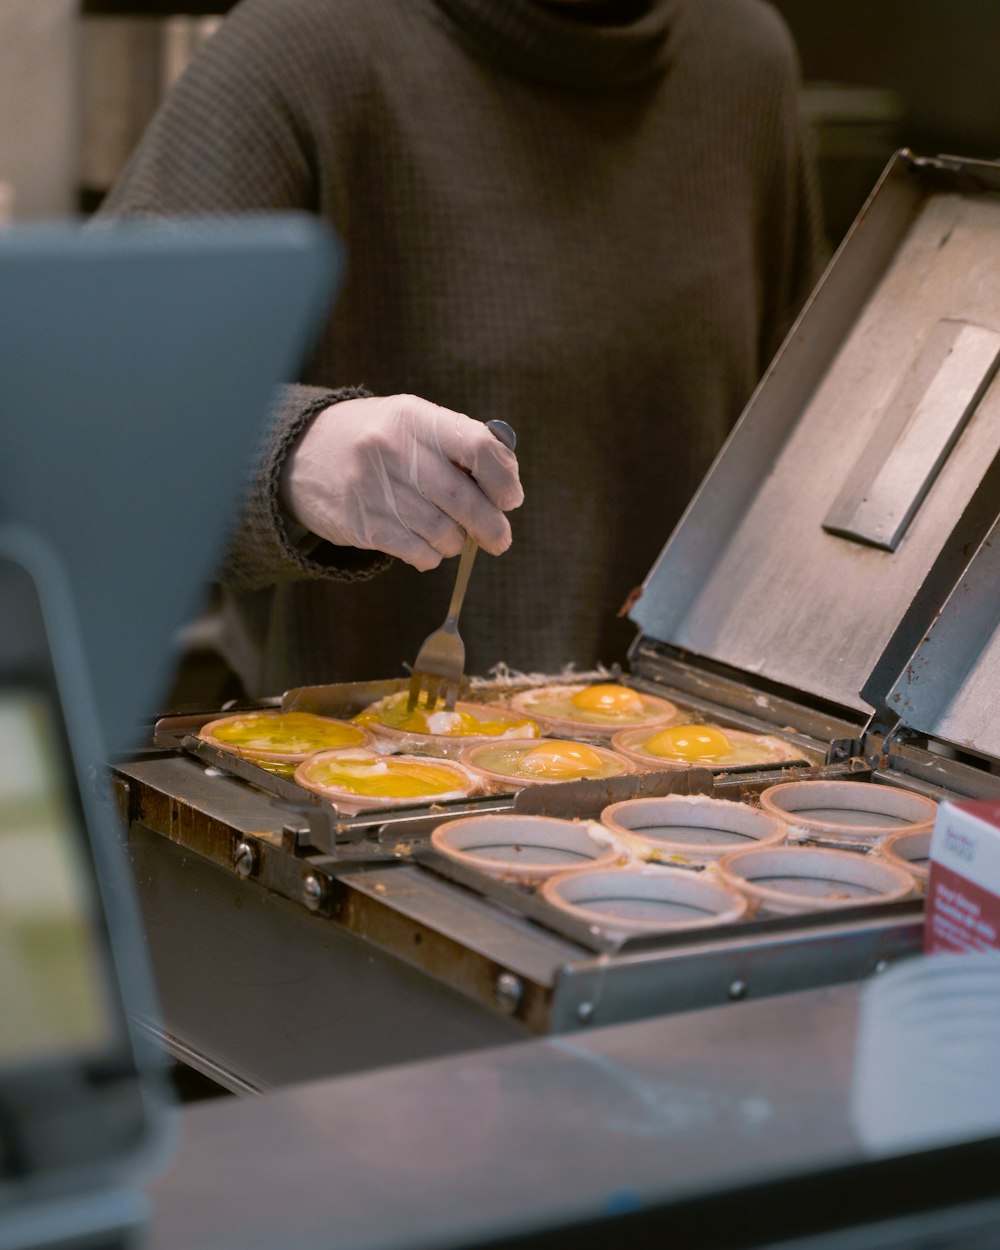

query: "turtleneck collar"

left=429, top=0, right=679, bottom=91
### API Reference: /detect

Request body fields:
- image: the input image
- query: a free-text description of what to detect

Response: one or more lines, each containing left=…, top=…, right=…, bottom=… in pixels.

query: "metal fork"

left=407, top=418, right=516, bottom=712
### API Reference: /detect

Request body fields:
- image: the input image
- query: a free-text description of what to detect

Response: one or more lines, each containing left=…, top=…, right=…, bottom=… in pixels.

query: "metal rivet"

left=576, top=1001, right=595, bottom=1024
left=494, top=972, right=523, bottom=1015
left=874, top=959, right=890, bottom=974
left=233, top=841, right=257, bottom=879
left=303, top=872, right=327, bottom=911
left=728, top=979, right=748, bottom=1001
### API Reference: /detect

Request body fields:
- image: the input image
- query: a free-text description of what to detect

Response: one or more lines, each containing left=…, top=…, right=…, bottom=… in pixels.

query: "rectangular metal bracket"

left=823, top=318, right=1000, bottom=551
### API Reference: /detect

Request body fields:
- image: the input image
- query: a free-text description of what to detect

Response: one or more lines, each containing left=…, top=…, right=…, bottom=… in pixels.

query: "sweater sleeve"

left=99, top=0, right=392, bottom=591
left=219, top=383, right=393, bottom=592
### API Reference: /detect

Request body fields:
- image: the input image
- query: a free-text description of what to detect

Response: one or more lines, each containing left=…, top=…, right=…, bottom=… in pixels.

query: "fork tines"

left=407, top=671, right=458, bottom=712
left=403, top=424, right=516, bottom=714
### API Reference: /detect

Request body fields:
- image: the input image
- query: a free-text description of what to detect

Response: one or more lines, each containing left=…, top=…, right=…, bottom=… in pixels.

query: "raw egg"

left=519, top=741, right=610, bottom=779
left=507, top=682, right=678, bottom=740
left=462, top=737, right=632, bottom=790
left=198, top=710, right=371, bottom=767
left=356, top=692, right=538, bottom=758
left=644, top=724, right=734, bottom=762
left=295, top=748, right=479, bottom=811
left=612, top=722, right=802, bottom=771
left=570, top=684, right=646, bottom=718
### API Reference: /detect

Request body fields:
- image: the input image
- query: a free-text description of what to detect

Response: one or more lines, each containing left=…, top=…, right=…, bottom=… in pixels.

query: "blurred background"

left=2, top=1, right=1000, bottom=244
left=775, top=0, right=1000, bottom=243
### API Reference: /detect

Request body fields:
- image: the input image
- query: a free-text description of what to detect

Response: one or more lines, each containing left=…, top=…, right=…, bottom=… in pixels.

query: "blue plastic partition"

left=0, top=216, right=339, bottom=752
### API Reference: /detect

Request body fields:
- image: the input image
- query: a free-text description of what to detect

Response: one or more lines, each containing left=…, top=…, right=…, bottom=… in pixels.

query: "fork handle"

left=442, top=420, right=515, bottom=626
left=444, top=532, right=478, bottom=626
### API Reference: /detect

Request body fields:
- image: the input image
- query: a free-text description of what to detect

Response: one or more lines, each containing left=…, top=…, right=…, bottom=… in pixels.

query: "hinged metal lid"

left=631, top=152, right=1000, bottom=728
left=867, top=513, right=1000, bottom=761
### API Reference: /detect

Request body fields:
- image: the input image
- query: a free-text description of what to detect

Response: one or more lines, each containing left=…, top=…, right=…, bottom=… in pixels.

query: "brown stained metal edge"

left=123, top=769, right=241, bottom=867
left=117, top=763, right=420, bottom=917
left=121, top=765, right=311, bottom=891
left=711, top=758, right=871, bottom=804
left=331, top=878, right=550, bottom=1034
left=627, top=640, right=860, bottom=746
left=110, top=771, right=136, bottom=833
left=873, top=746, right=1000, bottom=802
left=140, top=799, right=549, bottom=1027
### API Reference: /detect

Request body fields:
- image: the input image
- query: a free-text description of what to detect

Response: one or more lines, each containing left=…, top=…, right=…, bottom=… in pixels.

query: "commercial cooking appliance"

left=114, top=151, right=1000, bottom=1093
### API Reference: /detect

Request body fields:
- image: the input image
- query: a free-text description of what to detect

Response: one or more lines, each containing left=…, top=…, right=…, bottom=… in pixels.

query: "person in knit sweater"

left=102, top=0, right=823, bottom=696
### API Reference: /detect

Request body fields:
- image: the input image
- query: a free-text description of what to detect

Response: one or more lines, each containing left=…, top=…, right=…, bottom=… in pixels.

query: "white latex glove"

left=279, top=394, right=523, bottom=571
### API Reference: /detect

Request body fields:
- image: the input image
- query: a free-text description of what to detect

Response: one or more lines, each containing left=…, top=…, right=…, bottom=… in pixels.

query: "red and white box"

left=925, top=798, right=1000, bottom=954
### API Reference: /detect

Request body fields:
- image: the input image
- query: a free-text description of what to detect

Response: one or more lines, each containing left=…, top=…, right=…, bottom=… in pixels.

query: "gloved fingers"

left=393, top=491, right=468, bottom=561
left=278, top=394, right=519, bottom=566
left=403, top=399, right=524, bottom=512
left=356, top=427, right=480, bottom=560
left=327, top=458, right=470, bottom=569
left=281, top=453, right=446, bottom=571
left=369, top=527, right=446, bottom=573
left=409, top=449, right=514, bottom=555
left=465, top=435, right=524, bottom=512
left=284, top=484, right=428, bottom=569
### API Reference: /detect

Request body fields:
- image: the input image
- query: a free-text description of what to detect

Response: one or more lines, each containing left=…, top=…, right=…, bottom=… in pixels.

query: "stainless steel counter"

left=144, top=980, right=1000, bottom=1249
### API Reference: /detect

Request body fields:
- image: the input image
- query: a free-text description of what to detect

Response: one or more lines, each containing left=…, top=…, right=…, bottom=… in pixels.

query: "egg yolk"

left=518, top=741, right=607, bottom=779
left=304, top=756, right=465, bottom=798
left=357, top=694, right=535, bottom=738
left=211, top=712, right=365, bottom=754
left=569, top=683, right=645, bottom=719
left=643, top=724, right=733, bottom=761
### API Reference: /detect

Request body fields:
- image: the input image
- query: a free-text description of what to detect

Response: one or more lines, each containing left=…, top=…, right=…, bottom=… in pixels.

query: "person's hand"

left=279, top=394, right=524, bottom=571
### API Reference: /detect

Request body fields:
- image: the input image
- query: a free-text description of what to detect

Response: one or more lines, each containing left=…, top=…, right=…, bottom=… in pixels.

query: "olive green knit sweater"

left=103, top=0, right=822, bottom=693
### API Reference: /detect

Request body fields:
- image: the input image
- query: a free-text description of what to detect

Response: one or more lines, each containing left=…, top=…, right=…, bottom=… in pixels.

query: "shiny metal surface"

left=154, top=979, right=1000, bottom=1250
left=128, top=825, right=529, bottom=1091
left=145, top=979, right=1000, bottom=1249
left=879, top=514, right=1000, bottom=761
left=627, top=642, right=859, bottom=743
left=144, top=986, right=860, bottom=1249
left=548, top=904, right=922, bottom=1033
left=823, top=318, right=1000, bottom=551
left=633, top=153, right=1000, bottom=715
left=859, top=445, right=1000, bottom=727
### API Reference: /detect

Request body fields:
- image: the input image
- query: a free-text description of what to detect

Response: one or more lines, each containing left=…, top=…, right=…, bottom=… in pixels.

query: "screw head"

left=494, top=972, right=524, bottom=1015
left=576, top=1001, right=595, bottom=1024
left=728, top=979, right=748, bottom=1001
left=233, top=841, right=256, bottom=879
left=303, top=872, right=327, bottom=911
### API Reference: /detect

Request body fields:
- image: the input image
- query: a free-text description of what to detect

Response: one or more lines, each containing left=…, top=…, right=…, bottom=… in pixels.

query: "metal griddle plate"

left=166, top=718, right=724, bottom=854
left=145, top=686, right=875, bottom=969
left=632, top=152, right=1000, bottom=725
left=283, top=674, right=830, bottom=768
left=150, top=666, right=838, bottom=884
left=156, top=685, right=829, bottom=865
left=116, top=744, right=925, bottom=1046
left=124, top=674, right=927, bottom=1049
